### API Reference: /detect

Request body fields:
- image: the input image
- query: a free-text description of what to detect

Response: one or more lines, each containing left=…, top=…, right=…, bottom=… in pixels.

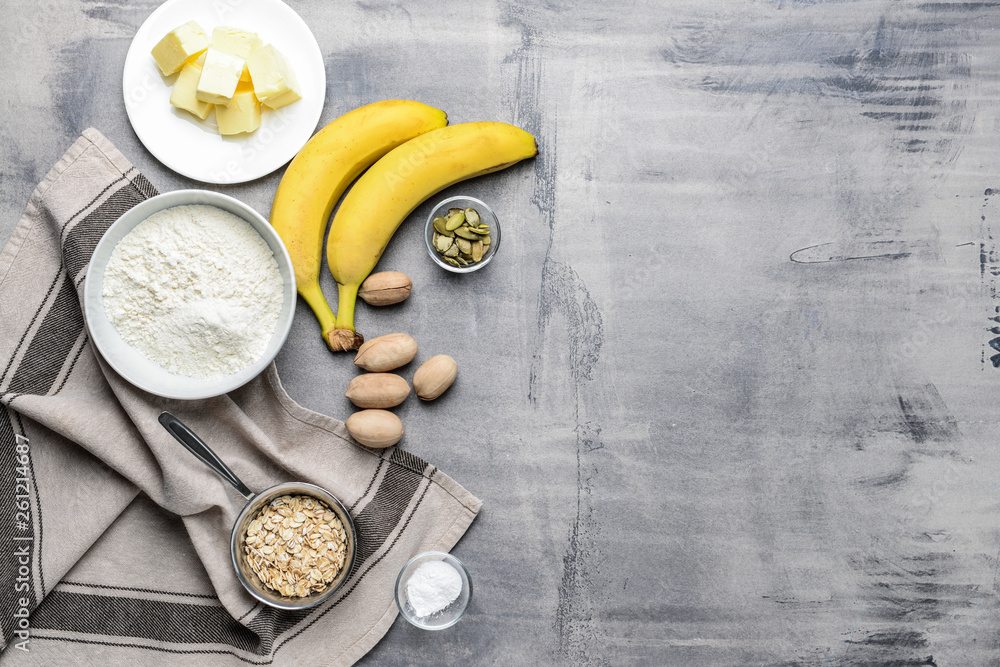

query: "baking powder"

left=405, top=560, right=463, bottom=617
left=102, top=204, right=283, bottom=379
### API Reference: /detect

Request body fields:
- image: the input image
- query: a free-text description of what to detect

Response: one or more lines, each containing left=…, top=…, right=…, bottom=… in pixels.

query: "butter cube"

left=195, top=48, right=246, bottom=106
left=169, top=58, right=213, bottom=120
left=211, top=26, right=262, bottom=59
left=216, top=89, right=261, bottom=135
left=151, top=21, right=209, bottom=76
left=246, top=44, right=302, bottom=109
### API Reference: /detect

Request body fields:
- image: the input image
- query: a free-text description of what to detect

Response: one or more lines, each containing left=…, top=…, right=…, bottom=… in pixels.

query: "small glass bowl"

left=394, top=551, right=472, bottom=630
left=424, top=196, right=501, bottom=273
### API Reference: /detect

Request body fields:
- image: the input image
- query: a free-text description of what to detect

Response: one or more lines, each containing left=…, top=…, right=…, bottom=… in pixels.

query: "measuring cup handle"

left=158, top=412, right=255, bottom=501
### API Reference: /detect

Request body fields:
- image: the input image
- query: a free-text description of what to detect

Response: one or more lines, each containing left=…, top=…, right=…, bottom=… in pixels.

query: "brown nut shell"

left=412, top=354, right=457, bottom=400
left=358, top=271, right=413, bottom=306
left=345, top=410, right=403, bottom=448
left=354, top=333, right=418, bottom=372
left=345, top=373, right=411, bottom=408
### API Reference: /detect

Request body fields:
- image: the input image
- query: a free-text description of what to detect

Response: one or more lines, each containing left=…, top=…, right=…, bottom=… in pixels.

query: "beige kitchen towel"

left=0, top=129, right=481, bottom=665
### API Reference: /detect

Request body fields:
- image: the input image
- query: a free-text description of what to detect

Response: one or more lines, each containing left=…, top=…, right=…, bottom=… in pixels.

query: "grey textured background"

left=4, top=0, right=1000, bottom=664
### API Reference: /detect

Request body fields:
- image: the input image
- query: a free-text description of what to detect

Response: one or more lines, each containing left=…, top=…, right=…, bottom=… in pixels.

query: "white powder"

left=405, top=560, right=463, bottom=617
left=102, top=204, right=283, bottom=380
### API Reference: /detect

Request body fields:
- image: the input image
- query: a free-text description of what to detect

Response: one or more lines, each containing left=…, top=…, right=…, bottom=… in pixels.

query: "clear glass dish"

left=394, top=551, right=472, bottom=630
left=424, top=196, right=500, bottom=273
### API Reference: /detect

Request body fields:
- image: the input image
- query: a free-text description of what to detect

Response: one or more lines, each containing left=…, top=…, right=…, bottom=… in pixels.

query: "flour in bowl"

left=102, top=204, right=283, bottom=379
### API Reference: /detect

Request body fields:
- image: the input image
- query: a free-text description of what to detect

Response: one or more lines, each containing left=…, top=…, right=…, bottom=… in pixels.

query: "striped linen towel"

left=0, top=129, right=481, bottom=665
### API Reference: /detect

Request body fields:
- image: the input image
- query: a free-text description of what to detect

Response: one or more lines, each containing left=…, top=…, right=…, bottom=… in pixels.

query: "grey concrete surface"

left=4, top=0, right=1000, bottom=664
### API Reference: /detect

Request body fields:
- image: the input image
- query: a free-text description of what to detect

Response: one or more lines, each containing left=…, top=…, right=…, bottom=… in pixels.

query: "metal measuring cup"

left=158, top=412, right=357, bottom=611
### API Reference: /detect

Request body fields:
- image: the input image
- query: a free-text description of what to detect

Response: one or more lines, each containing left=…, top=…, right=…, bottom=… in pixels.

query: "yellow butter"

left=151, top=21, right=209, bottom=76
left=211, top=26, right=262, bottom=59
left=195, top=48, right=246, bottom=106
left=216, top=89, right=261, bottom=135
left=246, top=44, right=302, bottom=109
left=169, top=59, right=212, bottom=120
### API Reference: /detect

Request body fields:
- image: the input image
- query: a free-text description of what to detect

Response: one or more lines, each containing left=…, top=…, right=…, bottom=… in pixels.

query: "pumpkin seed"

left=435, top=235, right=453, bottom=253
left=430, top=206, right=491, bottom=267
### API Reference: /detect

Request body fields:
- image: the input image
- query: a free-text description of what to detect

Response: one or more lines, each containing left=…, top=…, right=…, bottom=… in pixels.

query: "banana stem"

left=334, top=282, right=360, bottom=332
left=323, top=282, right=364, bottom=351
left=299, top=281, right=337, bottom=335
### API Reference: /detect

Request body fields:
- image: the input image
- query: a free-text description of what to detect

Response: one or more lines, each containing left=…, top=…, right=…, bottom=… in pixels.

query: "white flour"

left=405, top=560, right=463, bottom=617
left=102, top=204, right=283, bottom=380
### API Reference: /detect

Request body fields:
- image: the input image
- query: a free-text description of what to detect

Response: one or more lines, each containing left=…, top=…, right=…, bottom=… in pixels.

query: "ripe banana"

left=325, top=121, right=538, bottom=350
left=269, top=100, right=448, bottom=351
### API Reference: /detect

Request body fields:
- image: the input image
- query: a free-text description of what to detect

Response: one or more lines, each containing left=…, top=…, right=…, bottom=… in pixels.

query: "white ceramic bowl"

left=123, top=0, right=326, bottom=183
left=83, top=190, right=295, bottom=400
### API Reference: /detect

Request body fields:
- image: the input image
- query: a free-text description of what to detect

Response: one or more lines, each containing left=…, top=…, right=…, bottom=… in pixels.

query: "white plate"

left=123, top=0, right=325, bottom=183
left=84, top=190, right=296, bottom=400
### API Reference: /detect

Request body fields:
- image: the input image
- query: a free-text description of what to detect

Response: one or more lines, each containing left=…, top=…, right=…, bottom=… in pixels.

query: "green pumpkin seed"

left=435, top=235, right=453, bottom=253
left=431, top=206, right=492, bottom=268
left=433, top=217, right=450, bottom=235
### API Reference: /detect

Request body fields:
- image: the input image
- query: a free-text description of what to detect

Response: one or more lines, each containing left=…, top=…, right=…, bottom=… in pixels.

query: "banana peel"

left=323, top=121, right=538, bottom=350
left=269, top=100, right=447, bottom=351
